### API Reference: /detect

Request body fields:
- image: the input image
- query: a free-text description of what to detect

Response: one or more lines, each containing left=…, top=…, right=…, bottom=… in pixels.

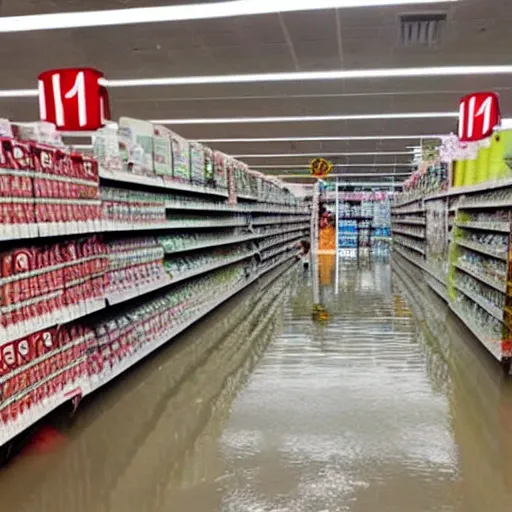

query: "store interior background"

left=3, top=1, right=512, bottom=511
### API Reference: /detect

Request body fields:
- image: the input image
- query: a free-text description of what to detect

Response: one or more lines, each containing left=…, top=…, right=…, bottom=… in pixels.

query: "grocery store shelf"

left=450, top=304, right=502, bottom=361
left=392, top=208, right=425, bottom=215
left=0, top=298, right=106, bottom=349
left=454, top=261, right=507, bottom=293
left=164, top=201, right=308, bottom=215
left=108, top=251, right=256, bottom=307
left=252, top=215, right=310, bottom=226
left=0, top=381, right=83, bottom=448
left=256, top=223, right=310, bottom=239
left=165, top=251, right=256, bottom=285
left=0, top=219, right=249, bottom=241
left=100, top=168, right=229, bottom=197
left=456, top=239, right=508, bottom=261
left=261, top=243, right=296, bottom=261
left=85, top=253, right=297, bottom=396
left=426, top=177, right=512, bottom=201
left=457, top=200, right=512, bottom=210
left=392, top=197, right=423, bottom=209
left=425, top=275, right=449, bottom=302
left=0, top=221, right=102, bottom=242
left=423, top=264, right=448, bottom=285
left=392, top=219, right=426, bottom=226
left=258, top=231, right=305, bottom=251
left=106, top=276, right=173, bottom=306
left=453, top=282, right=504, bottom=322
left=394, top=239, right=425, bottom=255
left=456, top=221, right=510, bottom=233
left=393, top=245, right=427, bottom=270
left=1, top=217, right=311, bottom=241
left=392, top=228, right=425, bottom=239
left=163, top=233, right=258, bottom=254
left=0, top=252, right=298, bottom=448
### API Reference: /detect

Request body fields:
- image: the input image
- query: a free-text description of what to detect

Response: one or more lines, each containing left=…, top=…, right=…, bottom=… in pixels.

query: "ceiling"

left=0, top=0, right=511, bottom=184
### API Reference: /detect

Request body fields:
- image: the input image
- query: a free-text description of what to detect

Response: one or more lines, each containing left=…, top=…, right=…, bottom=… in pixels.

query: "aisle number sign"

left=38, top=68, right=111, bottom=131
left=310, top=158, right=333, bottom=178
left=458, top=91, right=500, bottom=142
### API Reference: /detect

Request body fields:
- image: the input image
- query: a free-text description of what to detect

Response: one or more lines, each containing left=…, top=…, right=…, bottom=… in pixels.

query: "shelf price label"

left=38, top=68, right=111, bottom=131
left=310, top=158, right=333, bottom=178
left=458, top=91, right=500, bottom=142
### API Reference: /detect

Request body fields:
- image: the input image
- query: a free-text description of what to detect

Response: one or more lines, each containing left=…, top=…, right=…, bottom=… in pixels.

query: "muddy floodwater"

left=1, top=254, right=512, bottom=512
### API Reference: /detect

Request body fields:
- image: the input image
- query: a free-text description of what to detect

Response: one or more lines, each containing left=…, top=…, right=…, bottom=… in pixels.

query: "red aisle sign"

left=458, top=91, right=500, bottom=142
left=38, top=68, right=111, bottom=131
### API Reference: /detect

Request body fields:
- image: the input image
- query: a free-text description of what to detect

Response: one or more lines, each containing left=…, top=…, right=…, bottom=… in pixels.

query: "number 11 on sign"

left=458, top=92, right=500, bottom=142
left=38, top=68, right=111, bottom=131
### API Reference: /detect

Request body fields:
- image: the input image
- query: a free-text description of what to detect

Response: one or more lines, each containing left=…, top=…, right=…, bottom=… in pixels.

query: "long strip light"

left=5, top=63, right=512, bottom=98
left=232, top=151, right=414, bottom=158
left=0, top=0, right=459, bottom=33
left=153, top=112, right=456, bottom=125
left=253, top=163, right=411, bottom=168
left=200, top=135, right=442, bottom=143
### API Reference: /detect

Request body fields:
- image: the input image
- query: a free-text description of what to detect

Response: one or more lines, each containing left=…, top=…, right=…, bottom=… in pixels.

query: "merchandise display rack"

left=335, top=190, right=392, bottom=250
left=0, top=119, right=310, bottom=449
left=392, top=179, right=512, bottom=371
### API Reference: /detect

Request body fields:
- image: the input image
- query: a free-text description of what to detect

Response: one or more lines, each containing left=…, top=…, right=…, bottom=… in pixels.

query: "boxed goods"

left=190, top=142, right=205, bottom=185
left=118, top=117, right=154, bottom=175
left=213, top=151, right=228, bottom=190
left=170, top=132, right=190, bottom=182
left=204, top=146, right=214, bottom=186
left=152, top=125, right=173, bottom=177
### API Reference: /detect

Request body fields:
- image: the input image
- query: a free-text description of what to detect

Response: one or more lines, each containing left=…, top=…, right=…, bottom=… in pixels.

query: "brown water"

left=1, top=254, right=512, bottom=511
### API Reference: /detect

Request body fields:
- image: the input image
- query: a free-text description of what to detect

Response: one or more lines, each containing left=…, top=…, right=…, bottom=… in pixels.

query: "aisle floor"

left=2, top=255, right=512, bottom=511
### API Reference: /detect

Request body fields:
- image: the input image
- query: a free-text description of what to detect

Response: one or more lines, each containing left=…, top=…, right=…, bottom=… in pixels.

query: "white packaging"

left=118, top=117, right=154, bottom=175
left=152, top=125, right=173, bottom=176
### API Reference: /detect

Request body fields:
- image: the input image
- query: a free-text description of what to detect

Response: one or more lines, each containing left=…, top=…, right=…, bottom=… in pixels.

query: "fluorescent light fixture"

left=108, top=65, right=509, bottom=88
left=153, top=112, right=456, bottom=125
left=0, top=0, right=459, bottom=33
left=0, top=89, right=38, bottom=98
left=6, top=62, right=512, bottom=98
left=253, top=163, right=411, bottom=168
left=201, top=135, right=442, bottom=143
left=232, top=151, right=414, bottom=158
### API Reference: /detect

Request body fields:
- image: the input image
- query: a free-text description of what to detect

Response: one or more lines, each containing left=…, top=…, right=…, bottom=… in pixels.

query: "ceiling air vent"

left=399, top=13, right=446, bottom=47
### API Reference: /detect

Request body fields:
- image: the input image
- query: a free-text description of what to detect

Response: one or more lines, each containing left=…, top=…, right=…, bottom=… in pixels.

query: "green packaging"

left=190, top=142, right=205, bottom=184
left=171, top=132, right=191, bottom=182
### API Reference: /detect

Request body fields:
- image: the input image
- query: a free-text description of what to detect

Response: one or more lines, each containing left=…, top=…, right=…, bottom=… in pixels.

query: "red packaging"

left=1, top=342, right=17, bottom=372
left=30, top=142, right=56, bottom=175
left=31, top=328, right=57, bottom=357
left=0, top=138, right=32, bottom=171
left=15, top=337, right=33, bottom=367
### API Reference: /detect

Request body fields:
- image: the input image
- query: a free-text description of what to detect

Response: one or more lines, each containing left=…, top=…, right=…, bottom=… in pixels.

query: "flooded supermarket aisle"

left=2, top=255, right=512, bottom=512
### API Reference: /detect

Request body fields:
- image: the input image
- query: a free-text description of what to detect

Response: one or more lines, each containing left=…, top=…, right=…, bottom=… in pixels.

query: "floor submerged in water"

left=2, top=253, right=512, bottom=512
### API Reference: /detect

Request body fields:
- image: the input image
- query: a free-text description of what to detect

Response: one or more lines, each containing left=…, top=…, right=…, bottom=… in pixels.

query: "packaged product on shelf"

left=204, top=146, right=214, bottom=186
left=170, top=132, right=191, bottom=182
left=0, top=236, right=107, bottom=345
left=93, top=124, right=123, bottom=173
left=118, top=117, right=154, bottom=175
left=105, top=237, right=167, bottom=299
left=190, top=142, right=205, bottom=185
left=152, top=125, right=173, bottom=176
left=213, top=151, right=228, bottom=190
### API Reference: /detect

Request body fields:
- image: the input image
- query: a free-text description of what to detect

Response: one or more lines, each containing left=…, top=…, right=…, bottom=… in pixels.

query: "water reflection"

left=393, top=256, right=512, bottom=512
left=0, top=263, right=295, bottom=512
left=1, top=255, right=512, bottom=511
